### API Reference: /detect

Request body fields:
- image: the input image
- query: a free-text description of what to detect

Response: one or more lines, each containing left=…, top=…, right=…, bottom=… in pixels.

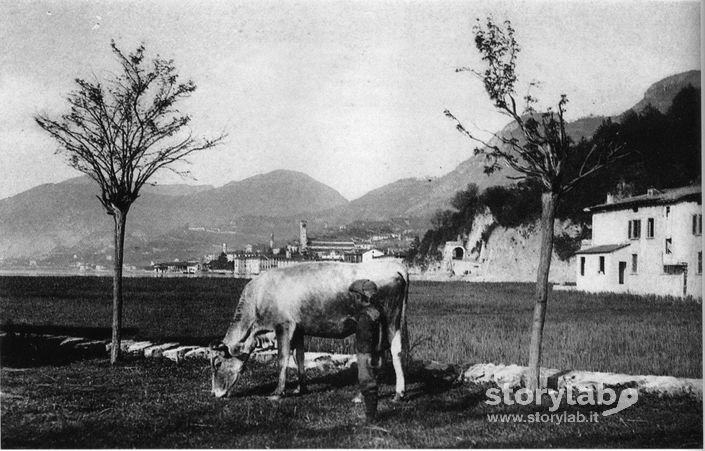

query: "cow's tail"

left=398, top=270, right=410, bottom=368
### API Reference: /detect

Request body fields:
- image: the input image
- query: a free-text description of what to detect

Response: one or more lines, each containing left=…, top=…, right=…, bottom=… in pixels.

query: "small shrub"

left=553, top=233, right=581, bottom=261
left=480, top=181, right=542, bottom=228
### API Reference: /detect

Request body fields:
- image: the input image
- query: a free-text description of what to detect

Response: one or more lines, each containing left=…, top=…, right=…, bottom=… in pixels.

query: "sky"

left=0, top=0, right=700, bottom=201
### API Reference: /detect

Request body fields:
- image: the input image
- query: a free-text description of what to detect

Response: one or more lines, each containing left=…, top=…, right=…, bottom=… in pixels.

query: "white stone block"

left=184, top=347, right=210, bottom=359
left=60, top=337, right=86, bottom=346
left=162, top=346, right=200, bottom=362
left=144, top=343, right=179, bottom=358
left=126, top=341, right=154, bottom=354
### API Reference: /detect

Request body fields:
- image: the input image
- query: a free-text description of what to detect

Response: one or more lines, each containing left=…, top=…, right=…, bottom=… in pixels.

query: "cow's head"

left=210, top=341, right=247, bottom=398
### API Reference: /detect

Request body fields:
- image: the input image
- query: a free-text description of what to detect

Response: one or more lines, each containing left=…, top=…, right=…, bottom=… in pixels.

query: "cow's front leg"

left=270, top=324, right=293, bottom=400
left=291, top=329, right=307, bottom=395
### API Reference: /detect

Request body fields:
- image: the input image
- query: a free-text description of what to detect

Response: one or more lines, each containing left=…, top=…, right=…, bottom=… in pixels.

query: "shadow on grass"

left=0, top=324, right=137, bottom=339
left=3, top=357, right=701, bottom=448
left=231, top=365, right=361, bottom=398
left=0, top=324, right=226, bottom=369
left=0, top=323, right=222, bottom=347
left=230, top=359, right=462, bottom=404
left=1, top=334, right=98, bottom=368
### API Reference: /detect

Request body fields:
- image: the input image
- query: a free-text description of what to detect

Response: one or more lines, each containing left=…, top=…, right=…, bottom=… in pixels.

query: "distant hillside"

left=182, top=170, right=348, bottom=224
left=323, top=112, right=609, bottom=224
left=0, top=170, right=348, bottom=262
left=143, top=183, right=214, bottom=197
left=318, top=178, right=438, bottom=223
left=631, top=70, right=700, bottom=114
left=61, top=176, right=215, bottom=197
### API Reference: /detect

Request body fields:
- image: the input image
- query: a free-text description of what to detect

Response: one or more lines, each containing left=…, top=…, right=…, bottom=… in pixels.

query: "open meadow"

left=1, top=276, right=701, bottom=377
left=0, top=276, right=702, bottom=448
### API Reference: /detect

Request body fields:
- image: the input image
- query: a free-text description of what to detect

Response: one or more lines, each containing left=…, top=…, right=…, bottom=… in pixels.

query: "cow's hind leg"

left=270, top=323, right=294, bottom=400
left=390, top=329, right=405, bottom=402
left=291, top=328, right=307, bottom=395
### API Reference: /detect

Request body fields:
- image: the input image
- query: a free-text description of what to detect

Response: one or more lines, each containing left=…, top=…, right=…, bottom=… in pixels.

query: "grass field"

left=1, top=358, right=702, bottom=448
left=0, top=276, right=701, bottom=377
left=0, top=276, right=702, bottom=448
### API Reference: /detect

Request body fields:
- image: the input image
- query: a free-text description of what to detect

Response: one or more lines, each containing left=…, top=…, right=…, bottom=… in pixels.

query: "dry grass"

left=1, top=358, right=702, bottom=448
left=405, top=282, right=702, bottom=378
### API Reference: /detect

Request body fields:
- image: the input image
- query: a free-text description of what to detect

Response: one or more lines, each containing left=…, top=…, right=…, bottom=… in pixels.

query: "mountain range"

left=0, top=70, right=699, bottom=266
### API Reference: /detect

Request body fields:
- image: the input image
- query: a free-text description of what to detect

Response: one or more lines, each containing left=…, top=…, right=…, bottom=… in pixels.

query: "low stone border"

left=3, top=332, right=701, bottom=400
left=461, top=363, right=703, bottom=399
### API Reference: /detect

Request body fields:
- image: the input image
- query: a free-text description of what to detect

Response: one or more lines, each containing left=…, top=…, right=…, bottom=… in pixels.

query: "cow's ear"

left=210, top=341, right=231, bottom=357
left=230, top=343, right=250, bottom=360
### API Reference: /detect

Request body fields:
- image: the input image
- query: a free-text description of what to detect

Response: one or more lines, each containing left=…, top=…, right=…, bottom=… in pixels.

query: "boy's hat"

left=349, top=279, right=378, bottom=299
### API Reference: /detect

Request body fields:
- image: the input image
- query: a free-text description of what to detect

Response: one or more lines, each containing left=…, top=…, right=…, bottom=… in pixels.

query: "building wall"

left=578, top=200, right=701, bottom=298
left=577, top=247, right=686, bottom=297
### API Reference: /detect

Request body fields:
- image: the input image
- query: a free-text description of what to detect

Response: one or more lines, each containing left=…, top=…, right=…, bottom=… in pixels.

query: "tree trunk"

left=527, top=191, right=559, bottom=390
left=110, top=209, right=128, bottom=365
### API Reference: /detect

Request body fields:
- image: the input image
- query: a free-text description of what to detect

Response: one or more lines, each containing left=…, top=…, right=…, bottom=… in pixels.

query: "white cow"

left=210, top=261, right=408, bottom=401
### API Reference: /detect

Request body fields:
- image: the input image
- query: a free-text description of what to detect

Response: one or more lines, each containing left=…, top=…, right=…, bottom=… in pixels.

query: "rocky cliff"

left=418, top=210, right=578, bottom=283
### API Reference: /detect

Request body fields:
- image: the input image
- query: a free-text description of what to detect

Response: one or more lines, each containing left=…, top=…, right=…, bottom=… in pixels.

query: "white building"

left=575, top=186, right=701, bottom=298
left=362, top=248, right=384, bottom=263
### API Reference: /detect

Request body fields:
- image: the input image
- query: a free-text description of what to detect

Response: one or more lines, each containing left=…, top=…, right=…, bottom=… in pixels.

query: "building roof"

left=586, top=185, right=701, bottom=213
left=153, top=261, right=200, bottom=267
left=307, top=238, right=356, bottom=252
left=309, top=239, right=355, bottom=245
left=575, top=243, right=630, bottom=255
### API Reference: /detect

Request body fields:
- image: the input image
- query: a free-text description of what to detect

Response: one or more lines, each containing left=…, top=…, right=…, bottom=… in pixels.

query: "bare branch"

left=35, top=41, right=224, bottom=214
left=561, top=143, right=628, bottom=194
left=449, top=16, right=624, bottom=198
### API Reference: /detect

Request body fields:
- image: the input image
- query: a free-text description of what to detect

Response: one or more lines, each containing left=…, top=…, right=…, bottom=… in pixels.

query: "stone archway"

left=452, top=247, right=464, bottom=260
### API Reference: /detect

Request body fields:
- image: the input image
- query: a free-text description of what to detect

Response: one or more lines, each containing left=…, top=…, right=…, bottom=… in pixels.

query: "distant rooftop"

left=309, top=239, right=355, bottom=245
left=586, top=185, right=701, bottom=213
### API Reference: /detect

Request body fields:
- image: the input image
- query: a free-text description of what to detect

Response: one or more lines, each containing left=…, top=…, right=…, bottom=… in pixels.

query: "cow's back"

left=246, top=261, right=407, bottom=338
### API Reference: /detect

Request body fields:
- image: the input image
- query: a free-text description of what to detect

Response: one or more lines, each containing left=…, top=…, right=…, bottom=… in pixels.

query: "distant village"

left=152, top=220, right=413, bottom=276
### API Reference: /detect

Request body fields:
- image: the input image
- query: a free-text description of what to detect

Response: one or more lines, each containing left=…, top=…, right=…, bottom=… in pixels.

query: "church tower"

left=300, top=221, right=308, bottom=252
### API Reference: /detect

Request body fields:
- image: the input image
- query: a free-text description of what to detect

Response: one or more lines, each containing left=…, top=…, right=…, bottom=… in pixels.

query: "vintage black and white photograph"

left=0, top=0, right=702, bottom=448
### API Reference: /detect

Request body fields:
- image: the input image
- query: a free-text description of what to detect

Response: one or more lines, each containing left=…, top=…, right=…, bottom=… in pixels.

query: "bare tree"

left=445, top=18, right=626, bottom=390
left=35, top=41, right=225, bottom=364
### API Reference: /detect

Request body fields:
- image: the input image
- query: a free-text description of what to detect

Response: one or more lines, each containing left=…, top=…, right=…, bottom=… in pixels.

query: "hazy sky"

left=0, top=0, right=700, bottom=201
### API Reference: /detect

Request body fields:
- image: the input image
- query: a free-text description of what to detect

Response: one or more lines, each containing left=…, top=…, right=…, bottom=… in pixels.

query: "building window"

left=664, top=264, right=685, bottom=275
left=647, top=218, right=654, bottom=239
left=666, top=206, right=670, bottom=218
left=631, top=254, right=638, bottom=273
left=580, top=257, right=585, bottom=276
left=628, top=219, right=641, bottom=239
left=692, top=214, right=702, bottom=236
left=698, top=252, right=702, bottom=275
left=599, top=256, right=605, bottom=274
left=665, top=238, right=672, bottom=255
